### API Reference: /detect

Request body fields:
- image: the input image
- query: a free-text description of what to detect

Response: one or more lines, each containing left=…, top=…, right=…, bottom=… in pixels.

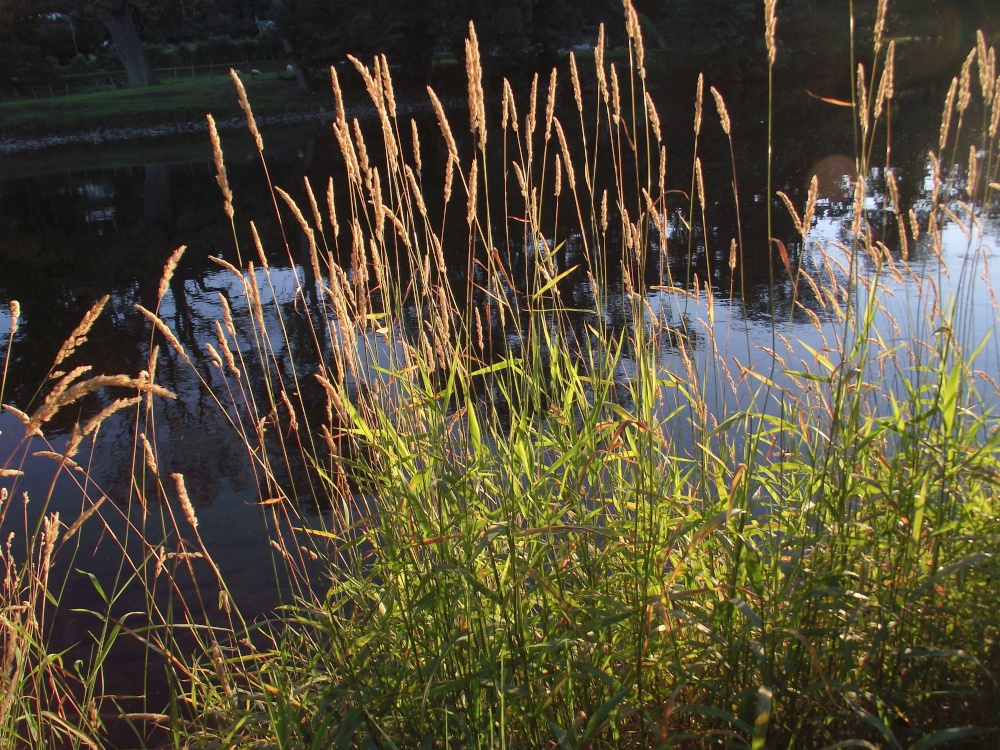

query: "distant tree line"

left=0, top=0, right=995, bottom=93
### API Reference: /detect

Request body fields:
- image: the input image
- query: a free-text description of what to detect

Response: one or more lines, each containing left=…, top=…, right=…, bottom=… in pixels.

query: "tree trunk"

left=280, top=37, right=314, bottom=94
left=98, top=1, right=161, bottom=87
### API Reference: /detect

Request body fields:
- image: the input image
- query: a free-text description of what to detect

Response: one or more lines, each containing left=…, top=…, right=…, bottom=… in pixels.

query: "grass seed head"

left=230, top=68, right=262, bottom=152
left=158, top=245, right=187, bottom=303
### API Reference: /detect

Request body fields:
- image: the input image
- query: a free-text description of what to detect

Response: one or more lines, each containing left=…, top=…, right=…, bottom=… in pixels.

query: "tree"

left=96, top=0, right=161, bottom=85
left=0, top=0, right=161, bottom=86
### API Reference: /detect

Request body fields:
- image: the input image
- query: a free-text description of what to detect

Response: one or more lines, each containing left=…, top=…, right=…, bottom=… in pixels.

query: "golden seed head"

left=874, top=0, right=888, bottom=53
left=694, top=73, right=704, bottom=135
left=777, top=191, right=803, bottom=236
left=569, top=52, right=583, bottom=114
left=206, top=114, right=233, bottom=219
left=695, top=157, right=706, bottom=213
left=610, top=63, right=621, bottom=124
left=427, top=86, right=459, bottom=163
left=710, top=86, right=731, bottom=136
left=803, top=174, right=818, bottom=237
left=158, top=245, right=187, bottom=303
left=857, top=63, right=869, bottom=136
left=229, top=68, right=262, bottom=152
left=410, top=118, right=422, bottom=174
left=465, top=21, right=486, bottom=147
left=624, top=0, right=645, bottom=77
left=596, top=24, right=608, bottom=104
left=554, top=118, right=576, bottom=191
left=380, top=53, right=397, bottom=118
left=467, top=157, right=478, bottom=227
left=940, top=76, right=958, bottom=152
left=959, top=47, right=975, bottom=113
left=764, top=0, right=778, bottom=66
left=52, top=294, right=109, bottom=370
left=545, top=67, right=557, bottom=142
left=171, top=473, right=199, bottom=530
left=9, top=300, right=19, bottom=335
left=645, top=92, right=662, bottom=143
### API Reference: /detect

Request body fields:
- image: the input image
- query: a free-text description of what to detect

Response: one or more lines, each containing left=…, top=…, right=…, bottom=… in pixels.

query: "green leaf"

left=752, top=686, right=773, bottom=750
left=908, top=727, right=994, bottom=750
left=674, top=705, right=753, bottom=735
left=547, top=720, right=573, bottom=750
left=531, top=264, right=579, bottom=301
left=579, top=684, right=630, bottom=746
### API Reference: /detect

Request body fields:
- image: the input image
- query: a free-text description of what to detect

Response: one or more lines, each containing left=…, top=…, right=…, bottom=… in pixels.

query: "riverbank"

left=0, top=72, right=461, bottom=155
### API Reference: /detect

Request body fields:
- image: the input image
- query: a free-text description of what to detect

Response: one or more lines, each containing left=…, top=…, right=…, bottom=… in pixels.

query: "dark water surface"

left=2, top=27, right=999, bottom=737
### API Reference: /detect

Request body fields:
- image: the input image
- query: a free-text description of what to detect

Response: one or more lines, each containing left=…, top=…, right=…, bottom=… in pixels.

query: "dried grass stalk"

left=569, top=52, right=583, bottom=114
left=8, top=300, right=19, bottom=336
left=52, top=295, right=109, bottom=371
left=135, top=305, right=193, bottom=367
left=940, top=76, right=958, bottom=152
left=427, top=87, right=459, bottom=164
left=207, top=115, right=234, bottom=219
left=330, top=65, right=346, bottom=130
left=694, top=73, right=704, bottom=136
left=623, top=0, right=645, bottom=77
left=710, top=86, right=731, bottom=136
left=764, top=0, right=778, bottom=66
left=553, top=119, right=576, bottom=191
left=171, top=473, right=199, bottom=531
left=545, top=68, right=557, bottom=142
left=410, top=119, right=422, bottom=175
left=82, top=396, right=142, bottom=436
left=158, top=245, right=187, bottom=303
left=465, top=22, right=487, bottom=147
left=874, top=0, right=888, bottom=53
left=645, top=91, right=662, bottom=143
left=326, top=177, right=340, bottom=240
left=230, top=68, right=263, bottom=152
left=875, top=42, right=895, bottom=119
left=777, top=191, right=804, bottom=236
left=610, top=63, right=621, bottom=125
left=380, top=53, right=396, bottom=119
left=467, top=157, right=478, bottom=227
left=857, top=64, right=869, bottom=136
left=62, top=496, right=107, bottom=545
left=596, top=24, right=608, bottom=104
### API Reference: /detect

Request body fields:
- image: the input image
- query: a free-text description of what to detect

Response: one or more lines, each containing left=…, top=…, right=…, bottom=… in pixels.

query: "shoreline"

left=0, top=97, right=460, bottom=156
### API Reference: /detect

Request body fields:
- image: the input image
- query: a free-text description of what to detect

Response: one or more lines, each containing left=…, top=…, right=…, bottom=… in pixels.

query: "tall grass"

left=3, top=0, right=1000, bottom=747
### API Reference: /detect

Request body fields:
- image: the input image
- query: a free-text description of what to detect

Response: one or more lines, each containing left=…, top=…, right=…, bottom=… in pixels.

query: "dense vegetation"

left=2, top=0, right=998, bottom=94
left=2, top=0, right=1000, bottom=747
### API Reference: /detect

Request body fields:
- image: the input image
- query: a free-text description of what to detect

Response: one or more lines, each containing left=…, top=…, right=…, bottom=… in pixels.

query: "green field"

left=0, top=69, right=321, bottom=138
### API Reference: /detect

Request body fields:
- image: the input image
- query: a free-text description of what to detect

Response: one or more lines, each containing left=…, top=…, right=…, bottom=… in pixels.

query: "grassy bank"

left=3, top=0, right=1000, bottom=747
left=0, top=71, right=323, bottom=140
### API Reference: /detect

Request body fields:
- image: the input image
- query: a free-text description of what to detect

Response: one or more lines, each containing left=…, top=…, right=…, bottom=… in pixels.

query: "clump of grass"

left=0, top=294, right=181, bottom=748
left=5, top=0, right=1000, bottom=747
left=138, top=1, right=1000, bottom=747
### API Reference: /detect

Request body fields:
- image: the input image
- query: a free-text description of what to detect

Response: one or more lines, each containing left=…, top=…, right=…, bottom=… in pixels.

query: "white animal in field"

left=234, top=69, right=243, bottom=77
left=286, top=64, right=294, bottom=73
left=250, top=68, right=262, bottom=79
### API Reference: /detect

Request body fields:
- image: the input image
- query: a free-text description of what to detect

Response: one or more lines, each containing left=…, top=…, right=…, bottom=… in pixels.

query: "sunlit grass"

left=2, top=0, right=999, bottom=747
